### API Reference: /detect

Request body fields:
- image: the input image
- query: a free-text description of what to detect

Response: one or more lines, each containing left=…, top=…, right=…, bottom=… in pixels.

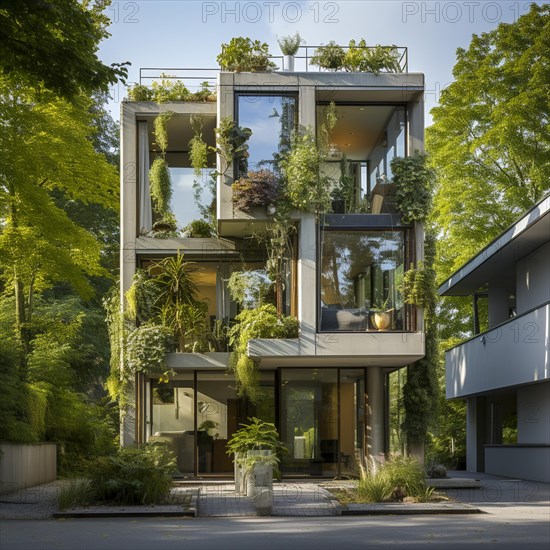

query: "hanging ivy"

left=228, top=305, right=299, bottom=403
left=391, top=153, right=434, bottom=224
left=401, top=229, right=439, bottom=446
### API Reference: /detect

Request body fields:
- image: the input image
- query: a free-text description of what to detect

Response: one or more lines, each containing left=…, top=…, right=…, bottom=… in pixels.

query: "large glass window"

left=317, top=104, right=406, bottom=214
left=237, top=94, right=297, bottom=174
left=319, top=230, right=405, bottom=331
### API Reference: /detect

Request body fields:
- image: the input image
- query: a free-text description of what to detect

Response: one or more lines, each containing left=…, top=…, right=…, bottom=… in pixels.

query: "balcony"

left=446, top=302, right=550, bottom=399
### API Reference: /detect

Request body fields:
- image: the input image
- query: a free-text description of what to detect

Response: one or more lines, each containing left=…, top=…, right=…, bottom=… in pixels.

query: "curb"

left=341, top=505, right=484, bottom=516
left=53, top=493, right=199, bottom=519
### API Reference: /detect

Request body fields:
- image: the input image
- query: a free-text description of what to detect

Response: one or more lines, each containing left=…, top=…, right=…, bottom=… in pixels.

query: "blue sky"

left=99, top=1, right=542, bottom=125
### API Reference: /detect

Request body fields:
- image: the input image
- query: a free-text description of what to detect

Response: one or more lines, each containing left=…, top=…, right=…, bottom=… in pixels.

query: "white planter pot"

left=283, top=55, right=295, bottom=72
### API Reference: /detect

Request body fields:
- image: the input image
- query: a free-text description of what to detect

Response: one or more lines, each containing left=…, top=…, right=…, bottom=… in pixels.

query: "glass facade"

left=317, top=104, right=406, bottom=214
left=236, top=94, right=297, bottom=174
left=319, top=229, right=406, bottom=332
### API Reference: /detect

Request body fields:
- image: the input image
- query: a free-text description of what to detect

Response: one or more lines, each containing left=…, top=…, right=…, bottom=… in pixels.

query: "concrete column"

left=120, top=103, right=138, bottom=447
left=298, top=216, right=317, bottom=355
left=407, top=95, right=425, bottom=155
left=466, top=397, right=486, bottom=473
left=366, top=367, right=385, bottom=458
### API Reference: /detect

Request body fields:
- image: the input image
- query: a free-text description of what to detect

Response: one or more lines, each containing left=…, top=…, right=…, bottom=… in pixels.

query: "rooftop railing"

left=138, top=45, right=408, bottom=88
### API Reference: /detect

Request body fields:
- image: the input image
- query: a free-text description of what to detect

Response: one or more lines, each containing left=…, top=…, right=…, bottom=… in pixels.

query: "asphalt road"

left=2, top=509, right=550, bottom=550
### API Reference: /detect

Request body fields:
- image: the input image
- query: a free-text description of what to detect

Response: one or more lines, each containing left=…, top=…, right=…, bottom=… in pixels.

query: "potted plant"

left=310, top=41, right=345, bottom=71
left=226, top=417, right=287, bottom=497
left=371, top=299, right=394, bottom=331
left=217, top=37, right=277, bottom=72
left=277, top=33, right=302, bottom=72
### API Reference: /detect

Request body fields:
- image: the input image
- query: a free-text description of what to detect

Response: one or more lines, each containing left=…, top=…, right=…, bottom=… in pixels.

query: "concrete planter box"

left=0, top=442, right=57, bottom=494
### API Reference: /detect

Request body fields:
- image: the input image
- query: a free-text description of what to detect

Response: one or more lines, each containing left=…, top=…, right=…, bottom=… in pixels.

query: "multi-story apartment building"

left=120, top=48, right=426, bottom=477
left=439, top=196, right=550, bottom=482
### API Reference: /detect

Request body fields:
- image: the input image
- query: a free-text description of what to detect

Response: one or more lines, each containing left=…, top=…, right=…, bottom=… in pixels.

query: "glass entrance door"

left=280, top=368, right=366, bottom=477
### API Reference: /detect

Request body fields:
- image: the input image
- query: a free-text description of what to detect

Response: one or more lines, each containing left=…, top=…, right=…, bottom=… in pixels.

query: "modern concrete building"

left=120, top=49, right=427, bottom=477
left=439, top=196, right=550, bottom=482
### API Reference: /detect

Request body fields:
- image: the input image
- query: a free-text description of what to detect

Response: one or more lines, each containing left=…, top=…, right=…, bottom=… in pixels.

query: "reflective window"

left=237, top=94, right=298, bottom=174
left=319, top=230, right=405, bottom=331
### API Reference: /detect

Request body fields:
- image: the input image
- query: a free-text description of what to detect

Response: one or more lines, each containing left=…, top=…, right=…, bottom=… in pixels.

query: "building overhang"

left=438, top=195, right=550, bottom=296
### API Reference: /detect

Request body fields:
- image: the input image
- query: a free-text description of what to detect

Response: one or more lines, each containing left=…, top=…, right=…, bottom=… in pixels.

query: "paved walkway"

left=195, top=482, right=342, bottom=517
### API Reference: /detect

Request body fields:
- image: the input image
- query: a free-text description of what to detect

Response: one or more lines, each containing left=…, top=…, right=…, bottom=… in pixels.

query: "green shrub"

left=57, top=479, right=93, bottom=511
left=90, top=442, right=176, bottom=505
left=310, top=41, right=345, bottom=70
left=217, top=37, right=277, bottom=72
left=357, top=455, right=428, bottom=502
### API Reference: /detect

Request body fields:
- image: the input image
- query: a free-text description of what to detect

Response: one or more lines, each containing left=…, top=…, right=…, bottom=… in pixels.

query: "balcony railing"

left=446, top=302, right=550, bottom=399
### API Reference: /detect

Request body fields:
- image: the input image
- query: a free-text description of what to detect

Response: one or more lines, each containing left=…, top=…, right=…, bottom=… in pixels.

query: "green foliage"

left=215, top=116, right=252, bottom=177
left=232, top=170, right=279, bottom=212
left=90, top=442, right=176, bottom=505
left=282, top=129, right=331, bottom=215
left=402, top=230, right=439, bottom=446
left=189, top=115, right=210, bottom=177
left=125, top=323, right=173, bottom=376
left=0, top=0, right=128, bottom=100
left=282, top=102, right=337, bottom=217
left=126, top=79, right=216, bottom=103
left=277, top=33, right=302, bottom=55
left=358, top=455, right=429, bottom=502
left=57, top=479, right=94, bottom=511
left=125, top=269, right=160, bottom=325
left=149, top=158, right=173, bottom=220
left=427, top=3, right=550, bottom=279
left=228, top=305, right=298, bottom=402
left=391, top=153, right=434, bottom=224
left=227, top=270, right=272, bottom=309
left=226, top=417, right=287, bottom=456
left=310, top=41, right=346, bottom=70
left=217, top=37, right=277, bottom=72
left=344, top=41, right=402, bottom=73
left=153, top=112, right=172, bottom=154
left=182, top=219, right=214, bottom=238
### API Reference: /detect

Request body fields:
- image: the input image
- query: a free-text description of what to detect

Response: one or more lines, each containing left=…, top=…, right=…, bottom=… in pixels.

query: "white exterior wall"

left=446, top=303, right=549, bottom=399
left=516, top=241, right=550, bottom=315
left=517, top=382, right=550, bottom=445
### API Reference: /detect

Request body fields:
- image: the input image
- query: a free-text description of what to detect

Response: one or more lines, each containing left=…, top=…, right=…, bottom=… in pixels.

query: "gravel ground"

left=0, top=480, right=64, bottom=519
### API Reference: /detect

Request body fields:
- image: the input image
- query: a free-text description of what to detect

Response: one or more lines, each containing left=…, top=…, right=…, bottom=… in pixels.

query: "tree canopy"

left=427, top=3, right=550, bottom=278
left=0, top=0, right=128, bottom=100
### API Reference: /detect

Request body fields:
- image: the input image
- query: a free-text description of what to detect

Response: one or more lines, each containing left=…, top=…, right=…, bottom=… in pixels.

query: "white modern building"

left=439, top=195, right=550, bottom=482
left=120, top=48, right=427, bottom=477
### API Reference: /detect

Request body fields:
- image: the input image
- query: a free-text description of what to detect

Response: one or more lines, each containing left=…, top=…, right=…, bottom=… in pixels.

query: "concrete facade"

left=120, top=65, right=426, bottom=475
left=440, top=196, right=550, bottom=482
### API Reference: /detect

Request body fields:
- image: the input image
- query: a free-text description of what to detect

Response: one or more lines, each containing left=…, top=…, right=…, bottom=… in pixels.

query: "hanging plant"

left=228, top=305, right=299, bottom=402
left=227, top=269, right=272, bottom=309
left=215, top=116, right=252, bottom=177
left=125, top=323, right=174, bottom=377
left=149, top=157, right=172, bottom=219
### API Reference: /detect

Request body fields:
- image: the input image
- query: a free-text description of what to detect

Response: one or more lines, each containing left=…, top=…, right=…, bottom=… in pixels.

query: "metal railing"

left=138, top=45, right=408, bottom=87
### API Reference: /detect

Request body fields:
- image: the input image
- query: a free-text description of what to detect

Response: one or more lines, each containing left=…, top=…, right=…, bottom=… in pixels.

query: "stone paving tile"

left=196, top=482, right=342, bottom=517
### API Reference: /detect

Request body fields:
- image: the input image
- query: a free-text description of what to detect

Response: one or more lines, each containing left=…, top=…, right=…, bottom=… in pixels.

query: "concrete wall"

left=0, top=443, right=57, bottom=494
left=485, top=445, right=550, bottom=482
left=517, top=381, right=550, bottom=445
left=516, top=241, right=550, bottom=315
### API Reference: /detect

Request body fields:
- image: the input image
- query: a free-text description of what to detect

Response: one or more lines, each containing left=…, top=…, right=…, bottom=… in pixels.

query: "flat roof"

left=438, top=195, right=550, bottom=296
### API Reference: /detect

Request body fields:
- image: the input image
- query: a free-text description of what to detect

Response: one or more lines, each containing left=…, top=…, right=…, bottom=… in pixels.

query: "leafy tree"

left=0, top=81, right=118, bottom=373
left=426, top=4, right=549, bottom=463
left=427, top=3, right=550, bottom=277
left=0, top=0, right=128, bottom=100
